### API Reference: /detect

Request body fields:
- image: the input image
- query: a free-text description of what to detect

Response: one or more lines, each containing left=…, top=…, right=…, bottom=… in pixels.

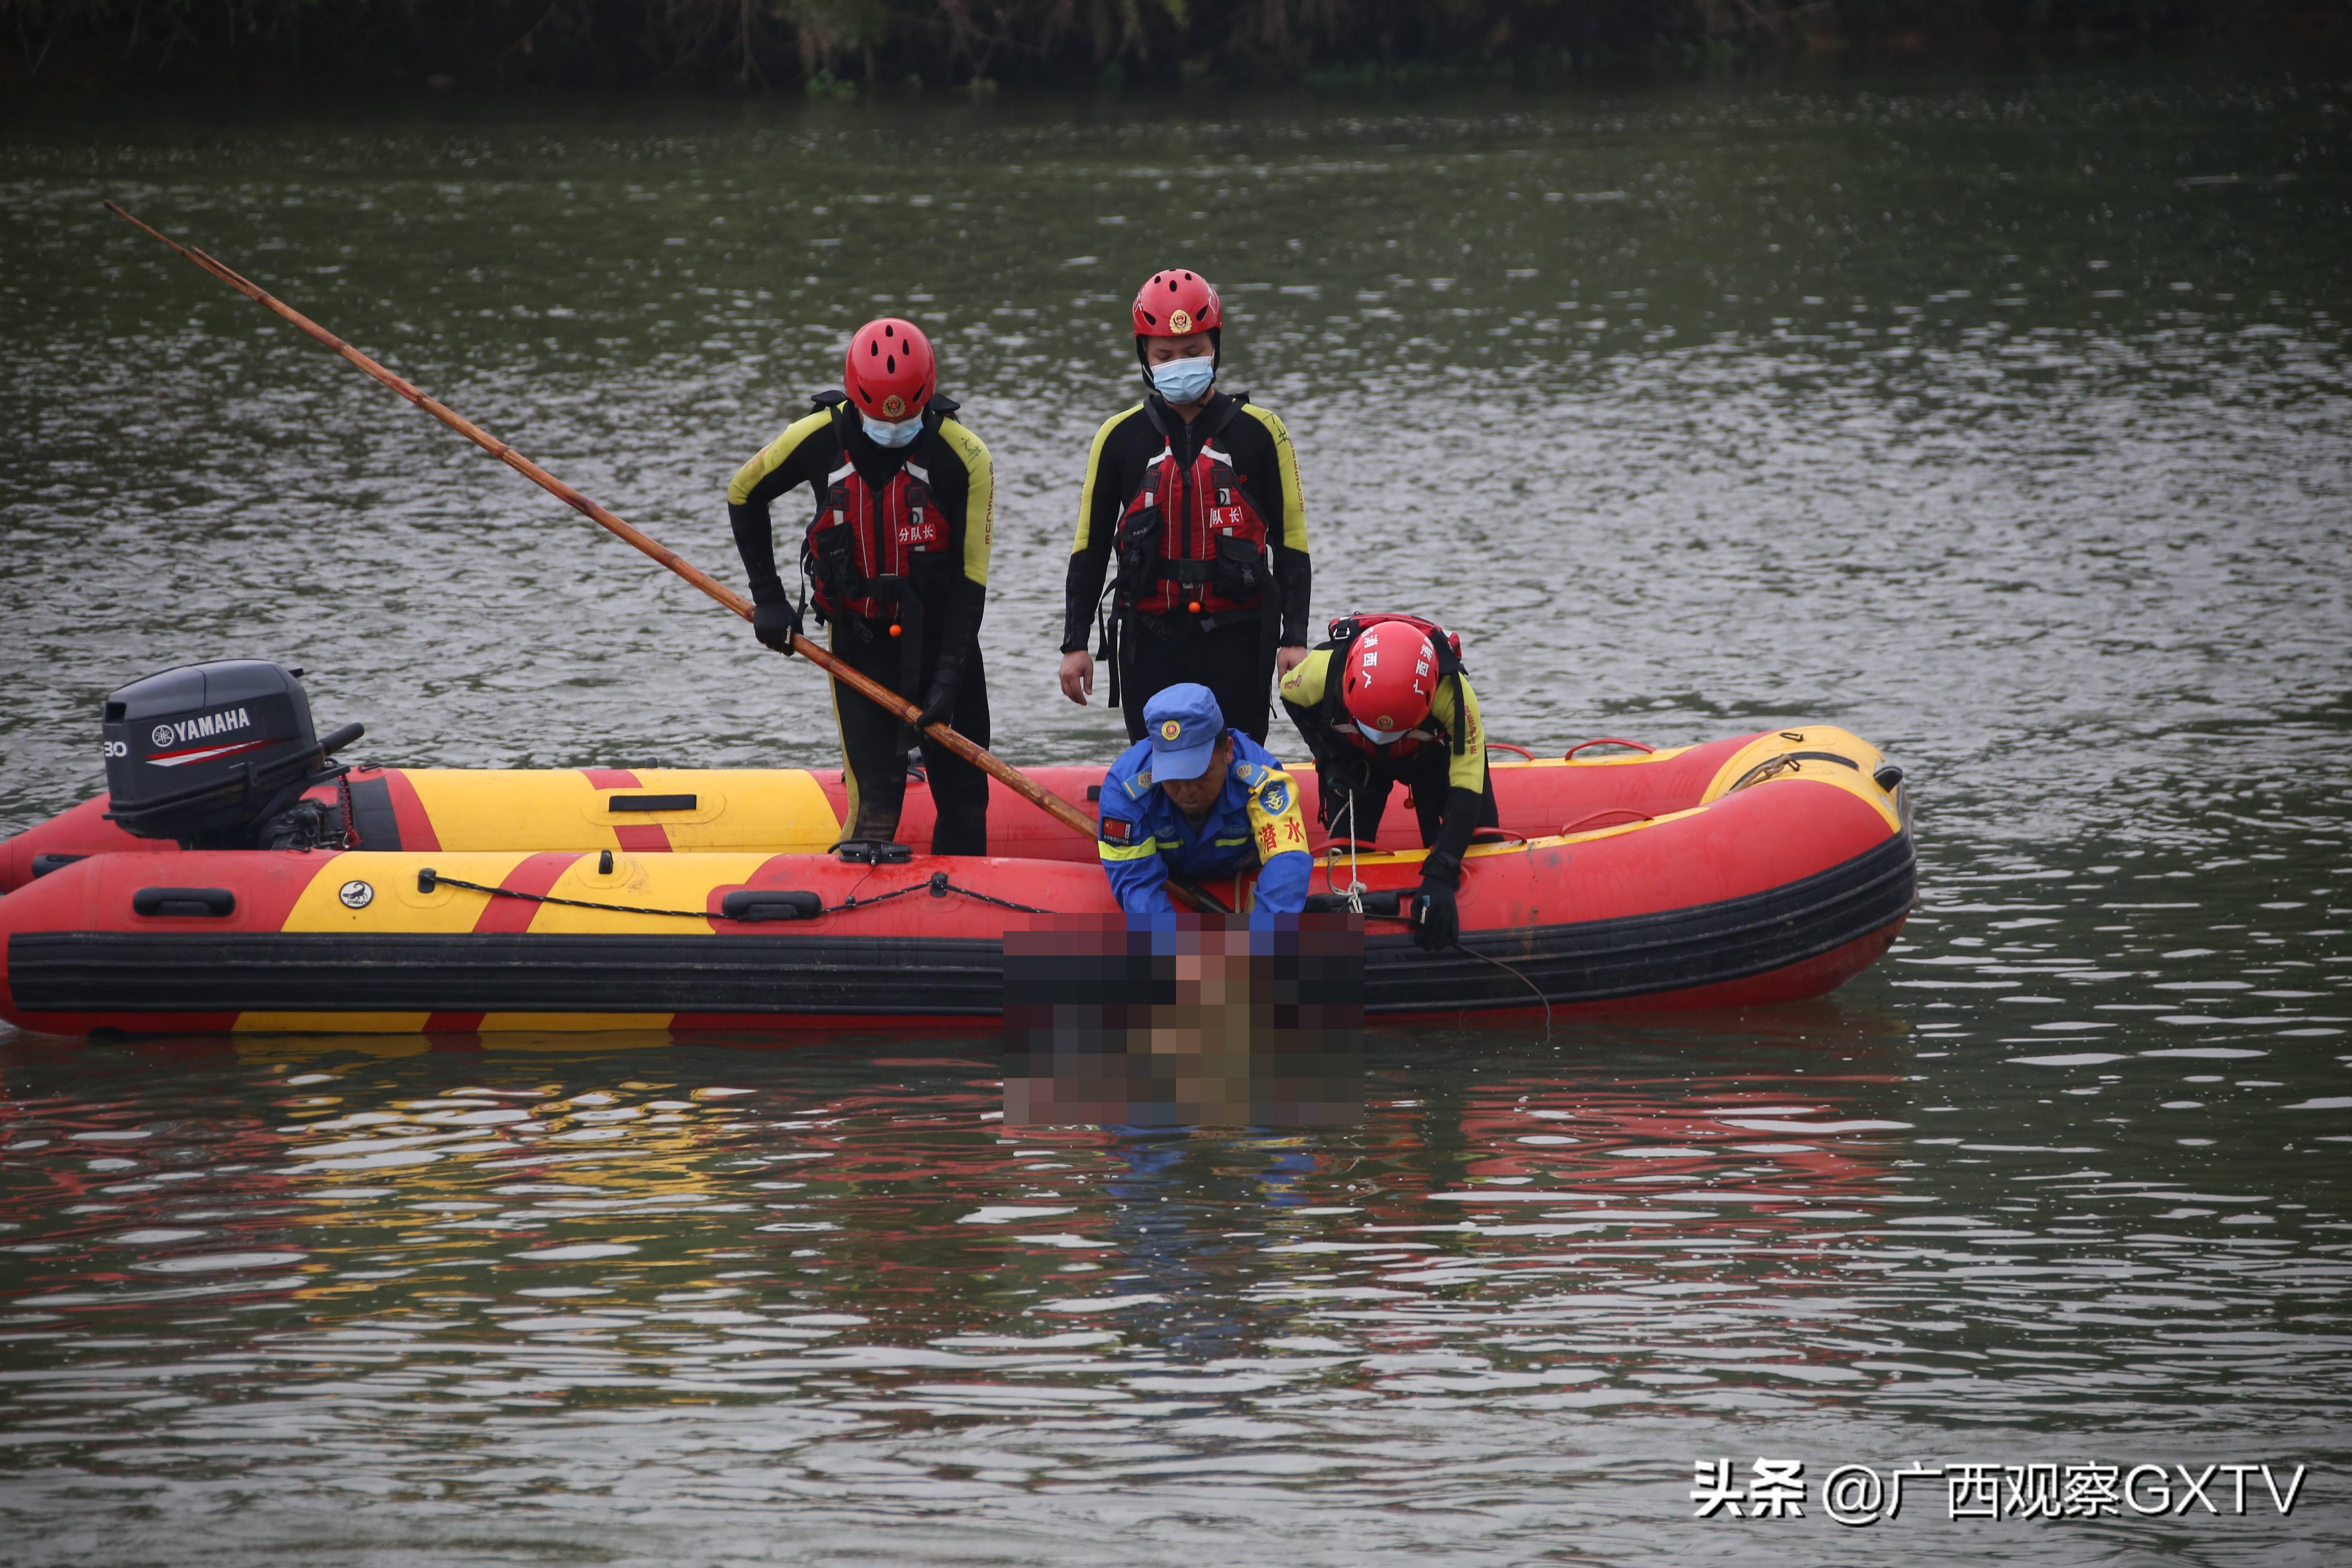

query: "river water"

left=3, top=59, right=2349, bottom=1564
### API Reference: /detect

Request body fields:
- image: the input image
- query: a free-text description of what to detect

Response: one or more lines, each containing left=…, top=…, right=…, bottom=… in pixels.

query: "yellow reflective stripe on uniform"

left=1278, top=647, right=1334, bottom=709
left=726, top=409, right=833, bottom=505
left=1072, top=403, right=1142, bottom=552
left=1099, top=839, right=1161, bottom=862
left=1433, top=672, right=1487, bottom=793
left=937, top=417, right=993, bottom=588
left=1238, top=404, right=1308, bottom=552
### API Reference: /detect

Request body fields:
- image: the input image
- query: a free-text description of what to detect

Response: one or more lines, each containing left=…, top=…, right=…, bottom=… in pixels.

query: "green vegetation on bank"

left=4, top=0, right=2342, bottom=92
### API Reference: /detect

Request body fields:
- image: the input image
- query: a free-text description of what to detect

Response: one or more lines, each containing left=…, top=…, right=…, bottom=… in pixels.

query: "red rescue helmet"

left=1342, top=623, right=1438, bottom=741
left=843, top=318, right=937, bottom=422
left=1132, top=269, right=1222, bottom=338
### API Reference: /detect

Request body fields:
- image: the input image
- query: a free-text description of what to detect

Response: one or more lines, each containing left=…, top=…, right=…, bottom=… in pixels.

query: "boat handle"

left=1484, top=742, right=1535, bottom=760
left=609, top=794, right=697, bottom=813
left=1560, top=808, right=1654, bottom=836
left=720, top=889, right=823, bottom=923
left=1565, top=738, right=1655, bottom=759
left=132, top=886, right=236, bottom=918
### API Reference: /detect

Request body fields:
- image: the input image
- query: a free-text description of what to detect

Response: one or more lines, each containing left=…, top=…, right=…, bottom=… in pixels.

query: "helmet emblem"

left=1169, top=308, right=1193, bottom=334
left=1377, top=715, right=1393, bottom=730
left=1160, top=719, right=1183, bottom=741
left=881, top=394, right=907, bottom=418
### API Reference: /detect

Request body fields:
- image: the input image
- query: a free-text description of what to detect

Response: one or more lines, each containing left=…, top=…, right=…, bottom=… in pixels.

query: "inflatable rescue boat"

left=0, top=662, right=1915, bottom=1035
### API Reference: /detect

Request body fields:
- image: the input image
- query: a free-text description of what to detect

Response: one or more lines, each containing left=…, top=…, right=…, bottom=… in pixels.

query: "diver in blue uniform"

left=1096, top=683, right=1312, bottom=916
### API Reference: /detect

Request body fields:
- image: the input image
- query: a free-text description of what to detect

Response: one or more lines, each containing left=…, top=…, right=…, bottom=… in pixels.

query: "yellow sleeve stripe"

left=1073, top=406, right=1141, bottom=553
left=1098, top=839, right=1162, bottom=862
left=726, top=410, right=833, bottom=506
left=1438, top=673, right=1488, bottom=793
left=1279, top=647, right=1332, bottom=708
left=940, top=418, right=993, bottom=588
left=1240, top=404, right=1309, bottom=552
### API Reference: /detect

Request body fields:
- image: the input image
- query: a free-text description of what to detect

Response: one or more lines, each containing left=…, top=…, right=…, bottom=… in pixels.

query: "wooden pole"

left=104, top=200, right=1103, bottom=848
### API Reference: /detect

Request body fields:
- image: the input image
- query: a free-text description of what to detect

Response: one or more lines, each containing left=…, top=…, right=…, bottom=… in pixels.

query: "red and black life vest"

left=802, top=403, right=955, bottom=624
left=1316, top=612, right=1470, bottom=760
left=1112, top=398, right=1272, bottom=624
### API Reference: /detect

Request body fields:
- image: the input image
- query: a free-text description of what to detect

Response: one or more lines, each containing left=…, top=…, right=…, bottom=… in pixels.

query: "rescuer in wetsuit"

left=1057, top=268, right=1311, bottom=745
left=1279, top=613, right=1498, bottom=951
left=1096, top=683, right=1312, bottom=917
left=726, top=317, right=994, bottom=856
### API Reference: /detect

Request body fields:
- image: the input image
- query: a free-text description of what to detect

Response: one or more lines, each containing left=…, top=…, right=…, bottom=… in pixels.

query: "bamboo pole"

left=104, top=200, right=1105, bottom=850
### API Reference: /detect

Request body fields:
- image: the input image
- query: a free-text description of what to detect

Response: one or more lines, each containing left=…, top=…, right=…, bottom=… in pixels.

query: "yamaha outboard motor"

left=101, top=661, right=364, bottom=850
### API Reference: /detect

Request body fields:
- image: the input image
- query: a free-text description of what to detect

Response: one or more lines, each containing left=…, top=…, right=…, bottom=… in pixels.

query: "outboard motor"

left=101, top=661, right=364, bottom=850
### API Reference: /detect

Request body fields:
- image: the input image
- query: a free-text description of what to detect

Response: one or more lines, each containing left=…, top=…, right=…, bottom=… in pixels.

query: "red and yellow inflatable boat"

left=0, top=726, right=1912, bottom=1035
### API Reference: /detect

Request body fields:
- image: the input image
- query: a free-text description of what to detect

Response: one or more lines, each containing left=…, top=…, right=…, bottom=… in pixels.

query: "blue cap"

left=1141, top=683, right=1225, bottom=781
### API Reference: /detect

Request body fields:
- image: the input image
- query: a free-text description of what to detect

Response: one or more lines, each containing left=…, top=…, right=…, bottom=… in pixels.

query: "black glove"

left=752, top=597, right=803, bottom=654
left=1409, top=878, right=1459, bottom=952
left=916, top=649, right=966, bottom=730
left=916, top=677, right=959, bottom=730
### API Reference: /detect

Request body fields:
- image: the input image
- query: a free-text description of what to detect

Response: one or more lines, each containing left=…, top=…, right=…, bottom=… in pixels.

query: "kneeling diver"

left=1096, top=684, right=1311, bottom=916
left=1280, top=613, right=1497, bottom=950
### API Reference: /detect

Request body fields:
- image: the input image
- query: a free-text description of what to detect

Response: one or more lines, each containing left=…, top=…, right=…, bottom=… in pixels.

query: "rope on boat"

left=419, top=870, right=716, bottom=920
left=1313, top=791, right=1553, bottom=1041
left=416, top=867, right=1054, bottom=921
left=836, top=874, right=1052, bottom=916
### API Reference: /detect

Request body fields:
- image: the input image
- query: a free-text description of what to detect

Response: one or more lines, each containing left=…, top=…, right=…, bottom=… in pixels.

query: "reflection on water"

left=5, top=853, right=2348, bottom=1563
left=3, top=52, right=2350, bottom=1565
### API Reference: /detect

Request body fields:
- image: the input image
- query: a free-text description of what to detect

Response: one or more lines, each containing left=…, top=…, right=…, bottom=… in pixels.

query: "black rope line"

left=419, top=870, right=714, bottom=920
left=1357, top=907, right=1555, bottom=1044
left=417, top=867, right=1055, bottom=921
left=926, top=879, right=1054, bottom=915
left=836, top=872, right=1053, bottom=916
left=1453, top=942, right=1554, bottom=1044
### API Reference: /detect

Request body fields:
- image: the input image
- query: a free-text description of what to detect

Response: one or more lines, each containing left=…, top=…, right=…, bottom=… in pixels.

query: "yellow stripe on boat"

left=402, top=768, right=840, bottom=853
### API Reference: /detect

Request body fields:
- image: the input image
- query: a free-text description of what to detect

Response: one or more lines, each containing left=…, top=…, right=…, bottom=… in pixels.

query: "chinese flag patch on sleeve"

left=1101, top=817, right=1133, bottom=844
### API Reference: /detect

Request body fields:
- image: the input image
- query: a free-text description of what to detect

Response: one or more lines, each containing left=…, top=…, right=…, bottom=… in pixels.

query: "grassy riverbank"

left=6, top=0, right=2344, bottom=94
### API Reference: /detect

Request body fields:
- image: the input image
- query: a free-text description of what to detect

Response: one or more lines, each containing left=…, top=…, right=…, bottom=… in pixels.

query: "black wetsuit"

left=1060, top=389, right=1311, bottom=743
left=727, top=398, right=994, bottom=854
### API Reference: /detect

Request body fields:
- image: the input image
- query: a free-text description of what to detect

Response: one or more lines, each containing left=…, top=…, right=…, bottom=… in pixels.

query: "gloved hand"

left=752, top=597, right=803, bottom=654
left=1409, top=878, right=1459, bottom=952
left=916, top=652, right=965, bottom=730
left=913, top=672, right=959, bottom=729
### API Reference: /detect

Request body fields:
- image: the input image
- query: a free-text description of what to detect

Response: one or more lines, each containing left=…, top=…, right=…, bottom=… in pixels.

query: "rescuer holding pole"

left=727, top=318, right=995, bottom=856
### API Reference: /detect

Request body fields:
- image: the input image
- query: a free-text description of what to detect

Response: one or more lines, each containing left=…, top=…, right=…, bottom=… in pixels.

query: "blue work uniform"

left=1096, top=729, right=1313, bottom=916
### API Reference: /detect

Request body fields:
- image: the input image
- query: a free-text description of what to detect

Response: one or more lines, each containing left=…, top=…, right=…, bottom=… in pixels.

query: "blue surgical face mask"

left=1148, top=355, right=1216, bottom=405
left=862, top=413, right=923, bottom=449
left=1356, top=719, right=1411, bottom=746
